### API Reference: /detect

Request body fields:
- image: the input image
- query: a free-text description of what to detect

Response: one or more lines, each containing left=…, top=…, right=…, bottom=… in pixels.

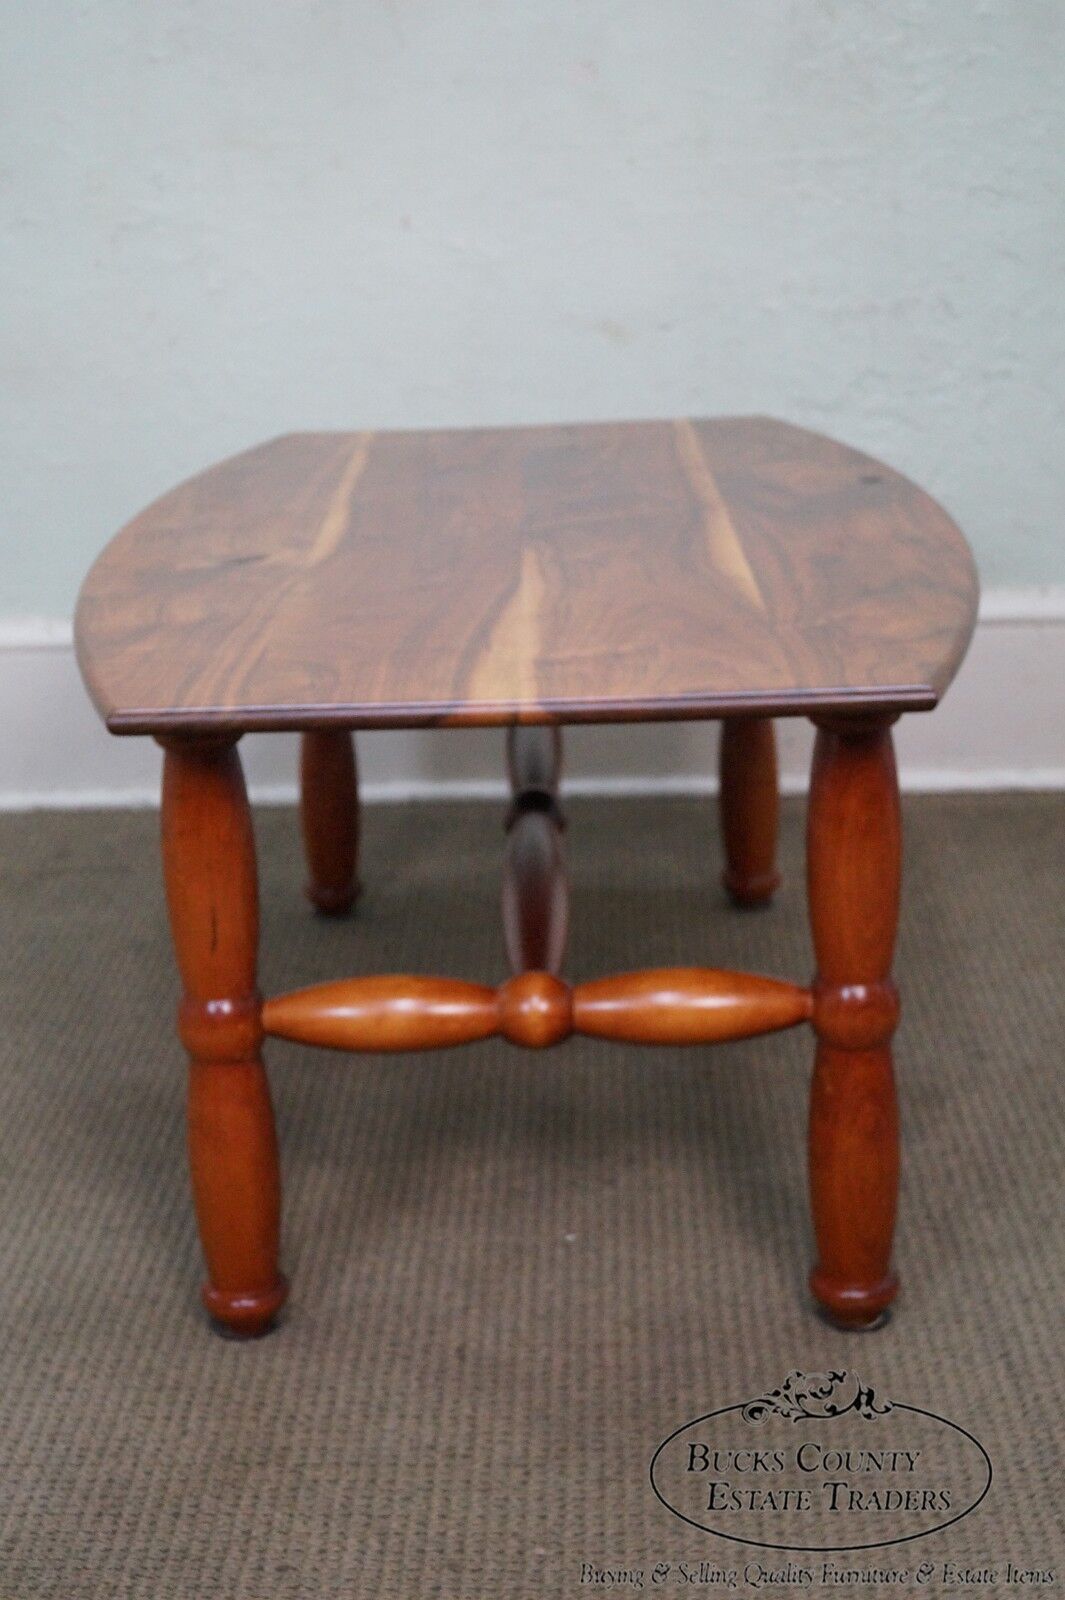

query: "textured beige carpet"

left=0, top=794, right=1062, bottom=1597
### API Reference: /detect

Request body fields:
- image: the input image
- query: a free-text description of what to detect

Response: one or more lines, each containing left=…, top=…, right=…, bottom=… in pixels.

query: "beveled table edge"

left=97, top=682, right=942, bottom=738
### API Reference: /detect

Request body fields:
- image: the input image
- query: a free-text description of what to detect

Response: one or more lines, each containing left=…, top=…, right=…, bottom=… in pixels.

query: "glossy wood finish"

left=572, top=968, right=812, bottom=1044
left=719, top=717, right=781, bottom=906
left=75, top=417, right=978, bottom=735
left=263, top=975, right=499, bottom=1053
left=806, top=716, right=902, bottom=1330
left=262, top=966, right=812, bottom=1052
left=78, top=414, right=979, bottom=1335
left=300, top=730, right=360, bottom=915
left=159, top=737, right=285, bottom=1336
left=503, top=726, right=568, bottom=974
left=498, top=972, right=572, bottom=1048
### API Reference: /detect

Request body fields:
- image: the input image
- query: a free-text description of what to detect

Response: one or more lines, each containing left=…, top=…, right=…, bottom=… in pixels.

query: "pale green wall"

left=2, top=1, right=1062, bottom=615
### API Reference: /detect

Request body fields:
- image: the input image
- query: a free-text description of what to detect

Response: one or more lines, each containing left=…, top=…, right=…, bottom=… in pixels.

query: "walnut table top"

left=75, top=416, right=978, bottom=736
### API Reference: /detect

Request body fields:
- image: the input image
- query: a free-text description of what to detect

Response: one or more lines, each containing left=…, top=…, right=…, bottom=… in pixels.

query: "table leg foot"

left=811, top=1268, right=898, bottom=1331
left=203, top=1275, right=289, bottom=1338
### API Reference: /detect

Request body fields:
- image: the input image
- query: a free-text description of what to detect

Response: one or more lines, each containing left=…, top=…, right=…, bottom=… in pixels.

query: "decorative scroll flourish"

left=742, top=1371, right=891, bottom=1426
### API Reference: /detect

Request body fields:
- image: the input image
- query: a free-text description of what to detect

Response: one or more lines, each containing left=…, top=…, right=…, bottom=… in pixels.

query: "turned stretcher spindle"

left=503, top=726, right=568, bottom=975
left=572, top=967, right=812, bottom=1043
left=261, top=966, right=813, bottom=1053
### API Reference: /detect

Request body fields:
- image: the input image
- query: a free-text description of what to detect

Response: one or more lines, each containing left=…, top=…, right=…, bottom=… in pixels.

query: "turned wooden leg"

left=300, top=730, right=360, bottom=915
left=159, top=735, right=286, bottom=1336
left=719, top=717, right=781, bottom=906
left=806, top=715, right=901, bottom=1329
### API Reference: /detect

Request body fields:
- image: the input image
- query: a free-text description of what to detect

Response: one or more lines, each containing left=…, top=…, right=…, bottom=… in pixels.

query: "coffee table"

left=75, top=417, right=978, bottom=1335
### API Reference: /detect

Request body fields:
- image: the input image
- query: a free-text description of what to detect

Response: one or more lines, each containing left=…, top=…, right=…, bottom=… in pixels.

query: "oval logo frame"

left=649, top=1371, right=992, bottom=1553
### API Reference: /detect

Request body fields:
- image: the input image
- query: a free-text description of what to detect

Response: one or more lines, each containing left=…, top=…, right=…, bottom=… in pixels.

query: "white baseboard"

left=2, top=590, right=1063, bottom=809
